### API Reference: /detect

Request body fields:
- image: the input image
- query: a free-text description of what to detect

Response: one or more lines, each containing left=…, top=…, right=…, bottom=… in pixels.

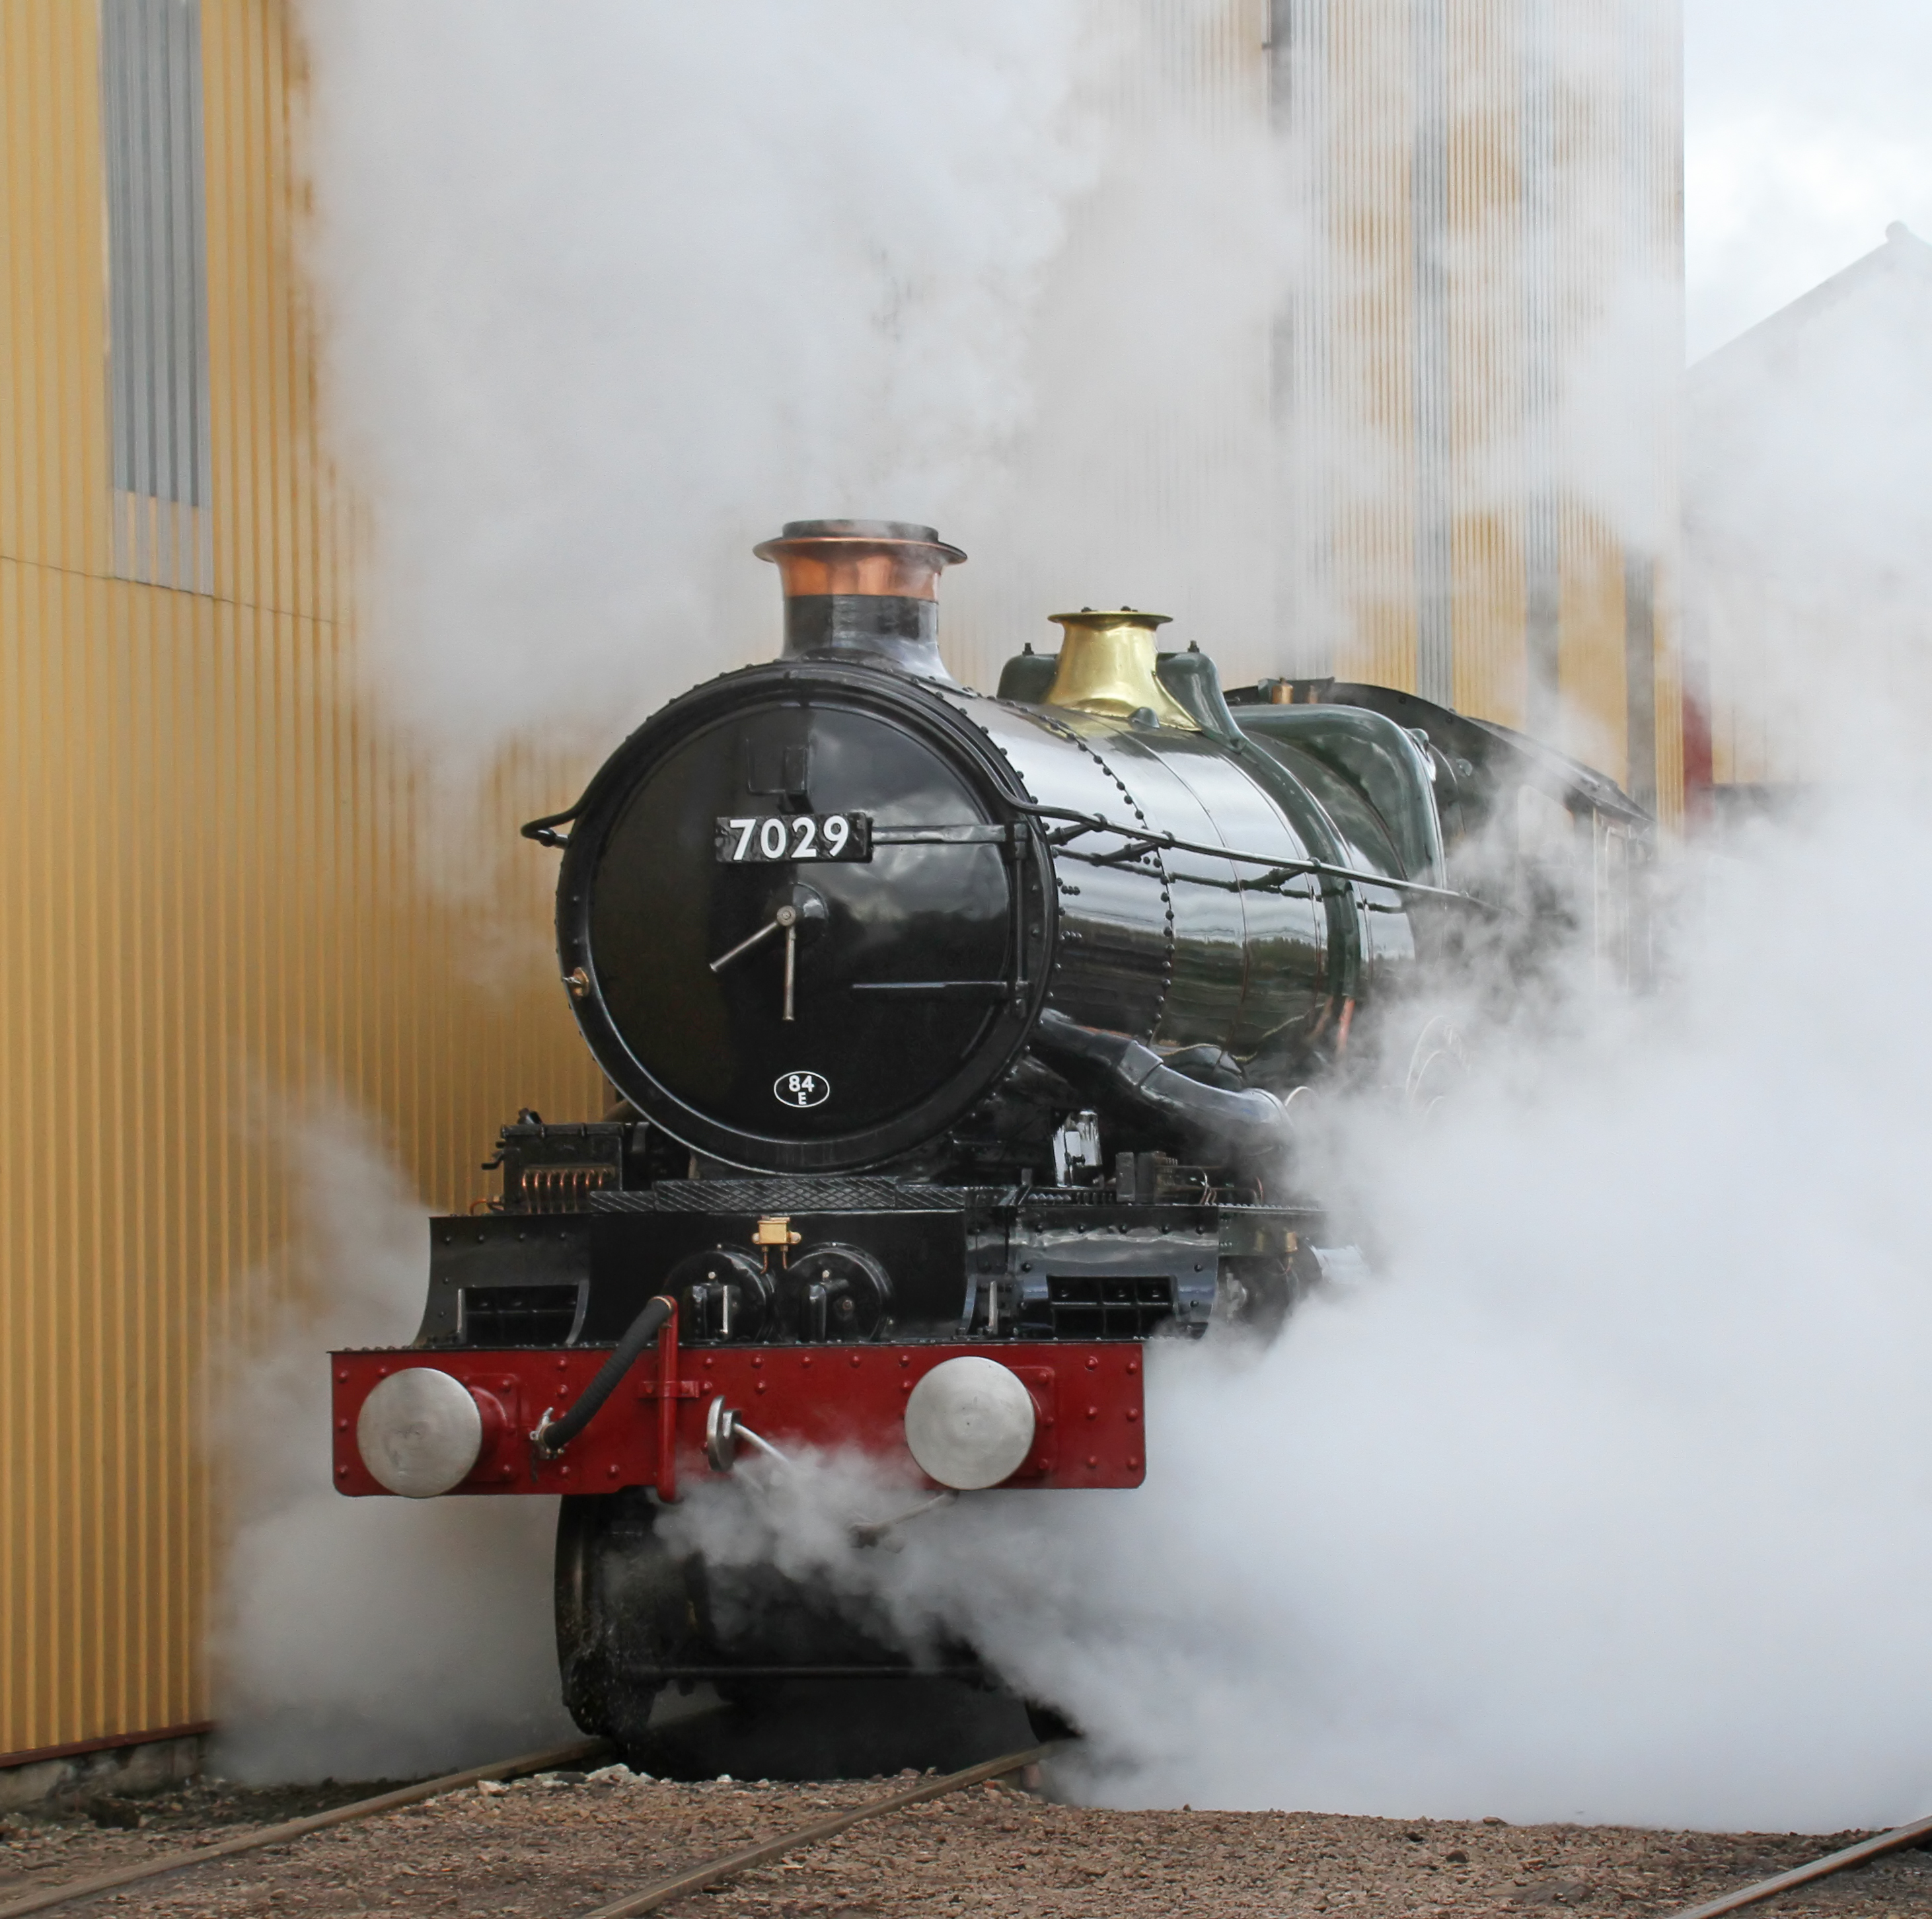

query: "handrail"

left=1008, top=801, right=1506, bottom=913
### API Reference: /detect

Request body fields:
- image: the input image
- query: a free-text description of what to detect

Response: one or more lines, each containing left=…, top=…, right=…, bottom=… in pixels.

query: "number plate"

left=715, top=813, right=873, bottom=864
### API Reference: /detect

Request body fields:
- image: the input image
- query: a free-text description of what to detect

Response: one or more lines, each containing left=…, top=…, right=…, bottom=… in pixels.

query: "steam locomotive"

left=330, top=520, right=1646, bottom=1752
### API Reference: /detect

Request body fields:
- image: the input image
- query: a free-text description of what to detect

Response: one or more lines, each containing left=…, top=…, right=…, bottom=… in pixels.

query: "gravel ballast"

left=4, top=1767, right=1931, bottom=1917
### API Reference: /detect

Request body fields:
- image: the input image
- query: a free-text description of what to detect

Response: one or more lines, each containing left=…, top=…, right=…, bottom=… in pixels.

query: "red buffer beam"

left=331, top=1341, right=1147, bottom=1497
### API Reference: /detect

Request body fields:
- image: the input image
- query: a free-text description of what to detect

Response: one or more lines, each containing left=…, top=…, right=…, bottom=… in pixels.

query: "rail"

left=1661, top=1805, right=1932, bottom=1919
left=580, top=1743, right=1048, bottom=1919
left=0, top=1737, right=611, bottom=1918
left=9, top=1728, right=1910, bottom=1918
left=0, top=1736, right=1049, bottom=1919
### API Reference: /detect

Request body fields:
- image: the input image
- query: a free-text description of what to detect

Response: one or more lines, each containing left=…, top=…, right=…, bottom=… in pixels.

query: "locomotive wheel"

left=558, top=1486, right=970, bottom=1754
left=1023, top=1698, right=1080, bottom=1743
left=554, top=1491, right=682, bottom=1759
left=680, top=1553, right=787, bottom=1717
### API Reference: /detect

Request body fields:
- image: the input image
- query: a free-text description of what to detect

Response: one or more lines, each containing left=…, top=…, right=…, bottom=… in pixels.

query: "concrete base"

left=0, top=1731, right=205, bottom=1812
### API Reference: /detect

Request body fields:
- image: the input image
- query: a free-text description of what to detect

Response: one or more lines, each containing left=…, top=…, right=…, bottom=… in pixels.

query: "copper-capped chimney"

left=753, top=519, right=965, bottom=683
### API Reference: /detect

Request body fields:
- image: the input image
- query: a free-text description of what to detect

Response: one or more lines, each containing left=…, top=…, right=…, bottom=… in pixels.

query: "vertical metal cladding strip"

left=1410, top=0, right=1453, bottom=709
left=92, top=565, right=116, bottom=1735
left=1269, top=0, right=1340, bottom=683
left=1520, top=0, right=1559, bottom=739
left=1623, top=551, right=1657, bottom=810
left=1, top=556, right=18, bottom=1747
left=1617, top=0, right=1678, bottom=816
left=3, top=17, right=22, bottom=1749
left=65, top=0, right=94, bottom=1758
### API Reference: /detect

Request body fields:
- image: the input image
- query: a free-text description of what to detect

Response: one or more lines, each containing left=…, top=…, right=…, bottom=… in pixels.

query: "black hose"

left=535, top=1295, right=675, bottom=1456
left=1030, top=1010, right=1287, bottom=1156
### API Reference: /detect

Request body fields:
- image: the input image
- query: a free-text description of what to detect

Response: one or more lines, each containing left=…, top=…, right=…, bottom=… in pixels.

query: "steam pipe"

left=531, top=1294, right=675, bottom=1457
left=1029, top=1010, right=1287, bottom=1156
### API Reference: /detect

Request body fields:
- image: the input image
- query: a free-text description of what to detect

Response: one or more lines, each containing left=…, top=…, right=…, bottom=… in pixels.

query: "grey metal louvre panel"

left=101, top=0, right=213, bottom=589
left=589, top=1180, right=994, bottom=1215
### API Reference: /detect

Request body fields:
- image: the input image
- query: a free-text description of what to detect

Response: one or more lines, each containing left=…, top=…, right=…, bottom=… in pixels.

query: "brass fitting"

left=1044, top=609, right=1197, bottom=729
left=753, top=1214, right=803, bottom=1269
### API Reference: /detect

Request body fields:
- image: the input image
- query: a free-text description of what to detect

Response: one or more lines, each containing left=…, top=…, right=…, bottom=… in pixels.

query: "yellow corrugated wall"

left=956, top=0, right=1682, bottom=818
left=0, top=0, right=1687, bottom=1766
left=0, top=0, right=601, bottom=1762
left=1275, top=0, right=1683, bottom=820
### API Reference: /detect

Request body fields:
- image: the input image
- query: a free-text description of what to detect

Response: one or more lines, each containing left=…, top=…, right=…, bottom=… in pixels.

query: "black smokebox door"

left=586, top=697, right=1012, bottom=1145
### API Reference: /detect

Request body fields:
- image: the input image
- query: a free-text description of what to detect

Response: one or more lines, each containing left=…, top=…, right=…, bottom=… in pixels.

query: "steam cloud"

left=297, top=0, right=1314, bottom=739
left=298, top=0, right=1099, bottom=747
left=226, top=0, right=1932, bottom=1826
left=211, top=1111, right=572, bottom=1782
left=673, top=788, right=1932, bottom=1832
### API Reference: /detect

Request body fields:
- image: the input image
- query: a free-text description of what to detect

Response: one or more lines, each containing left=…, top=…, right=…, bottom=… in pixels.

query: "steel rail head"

left=577, top=1742, right=1051, bottom=1919
left=0, top=1736, right=612, bottom=1919
left=1661, top=1807, right=1932, bottom=1919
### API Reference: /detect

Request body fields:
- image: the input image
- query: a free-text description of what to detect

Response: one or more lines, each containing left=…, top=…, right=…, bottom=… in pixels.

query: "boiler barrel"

left=551, top=659, right=1391, bottom=1173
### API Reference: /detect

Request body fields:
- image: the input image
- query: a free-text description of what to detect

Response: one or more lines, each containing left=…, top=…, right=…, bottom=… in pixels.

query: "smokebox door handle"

left=521, top=798, right=585, bottom=850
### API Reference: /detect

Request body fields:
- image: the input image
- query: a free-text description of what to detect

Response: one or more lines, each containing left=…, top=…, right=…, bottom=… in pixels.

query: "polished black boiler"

left=533, top=521, right=1458, bottom=1181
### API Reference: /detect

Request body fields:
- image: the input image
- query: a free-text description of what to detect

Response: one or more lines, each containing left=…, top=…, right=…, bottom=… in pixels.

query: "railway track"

left=576, top=1745, right=1047, bottom=1919
left=0, top=1737, right=1048, bottom=1919
left=0, top=1737, right=612, bottom=1918
left=1660, top=1806, right=1932, bottom=1919
left=5, top=1736, right=1922, bottom=1919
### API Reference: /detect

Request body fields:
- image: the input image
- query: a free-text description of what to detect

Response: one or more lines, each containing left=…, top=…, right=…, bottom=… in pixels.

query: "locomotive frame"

left=330, top=518, right=1647, bottom=1751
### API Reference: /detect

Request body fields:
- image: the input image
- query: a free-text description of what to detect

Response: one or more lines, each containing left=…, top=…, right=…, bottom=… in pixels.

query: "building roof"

left=1692, top=222, right=1932, bottom=387
left=1686, top=223, right=1932, bottom=578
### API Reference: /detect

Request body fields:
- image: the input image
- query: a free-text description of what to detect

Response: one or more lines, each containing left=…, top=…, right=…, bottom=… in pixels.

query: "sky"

left=1685, top=0, right=1932, bottom=359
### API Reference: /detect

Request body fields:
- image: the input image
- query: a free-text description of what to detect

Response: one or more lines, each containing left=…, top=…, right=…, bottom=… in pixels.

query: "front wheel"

left=554, top=1491, right=673, bottom=1758
left=1023, top=1698, right=1080, bottom=1743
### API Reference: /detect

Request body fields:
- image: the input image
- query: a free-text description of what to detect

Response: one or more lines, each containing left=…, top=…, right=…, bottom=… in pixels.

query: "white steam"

left=671, top=798, right=1932, bottom=1831
left=297, top=1, right=1323, bottom=735
left=267, top=0, right=1932, bottom=1829
left=299, top=0, right=1102, bottom=747
left=210, top=1111, right=570, bottom=1782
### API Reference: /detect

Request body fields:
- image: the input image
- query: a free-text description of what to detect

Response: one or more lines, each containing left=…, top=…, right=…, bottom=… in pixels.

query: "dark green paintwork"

left=1232, top=704, right=1446, bottom=886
